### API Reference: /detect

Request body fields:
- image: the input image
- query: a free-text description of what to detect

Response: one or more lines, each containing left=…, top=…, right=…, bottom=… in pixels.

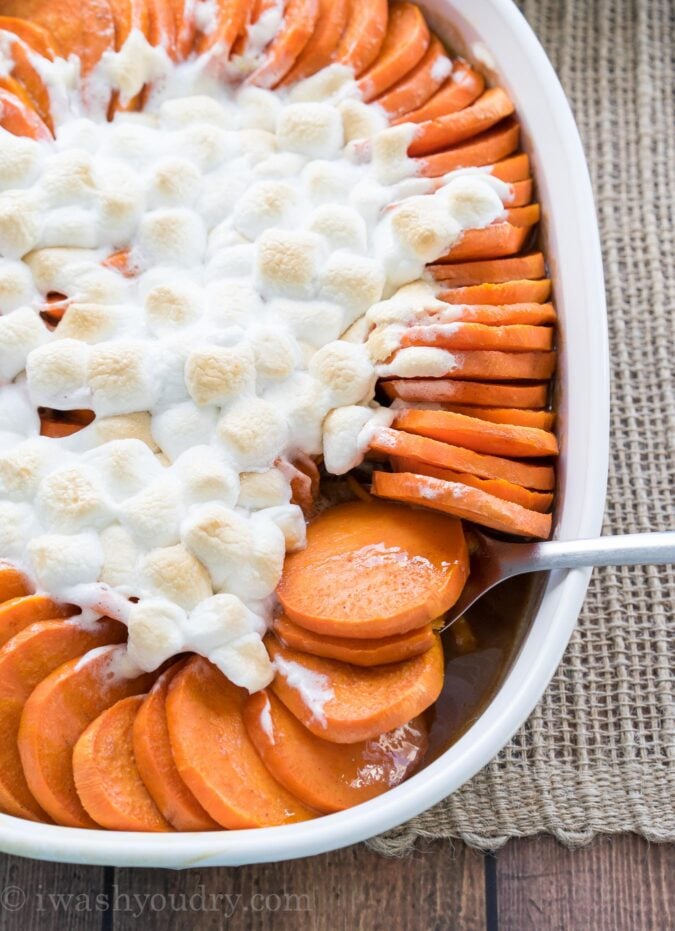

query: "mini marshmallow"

left=277, top=103, right=344, bottom=159
left=94, top=412, right=159, bottom=451
left=237, top=468, right=291, bottom=511
left=209, top=633, right=274, bottom=692
left=310, top=204, right=368, bottom=253
left=38, top=207, right=100, bottom=250
left=371, top=124, right=417, bottom=185
left=23, top=246, right=99, bottom=294
left=232, top=180, right=299, bottom=240
left=161, top=95, right=230, bottom=128
left=36, top=463, right=113, bottom=533
left=0, top=438, right=54, bottom=502
left=184, top=593, right=257, bottom=652
left=0, top=134, right=42, bottom=190
left=28, top=531, right=104, bottom=592
left=97, top=190, right=142, bottom=243
left=39, top=149, right=97, bottom=207
left=0, top=308, right=50, bottom=381
left=289, top=65, right=355, bottom=104
left=137, top=208, right=207, bottom=267
left=120, top=476, right=184, bottom=548
left=144, top=280, right=204, bottom=333
left=138, top=543, right=212, bottom=610
left=0, top=500, right=37, bottom=558
left=151, top=401, right=218, bottom=461
left=255, top=229, right=321, bottom=299
left=185, top=343, right=256, bottom=406
left=179, top=123, right=234, bottom=171
left=319, top=252, right=385, bottom=318
left=217, top=396, right=289, bottom=471
left=88, top=340, right=160, bottom=416
left=206, top=243, right=255, bottom=280
left=181, top=502, right=249, bottom=591
left=105, top=30, right=169, bottom=105
left=250, top=325, right=298, bottom=380
left=174, top=445, right=240, bottom=507
left=127, top=598, right=186, bottom=672
left=323, top=404, right=394, bottom=474
left=270, top=298, right=345, bottom=348
left=26, top=338, right=90, bottom=409
left=264, top=371, right=326, bottom=454
left=0, top=259, right=35, bottom=312
left=55, top=302, right=135, bottom=343
left=147, top=157, right=202, bottom=207
left=441, top=175, right=504, bottom=229
left=203, top=280, right=262, bottom=328
left=98, top=523, right=140, bottom=589
left=339, top=98, right=388, bottom=142
left=309, top=340, right=376, bottom=406
left=254, top=503, right=306, bottom=552
left=236, top=85, right=283, bottom=132
left=84, top=438, right=163, bottom=500
left=0, top=190, right=41, bottom=258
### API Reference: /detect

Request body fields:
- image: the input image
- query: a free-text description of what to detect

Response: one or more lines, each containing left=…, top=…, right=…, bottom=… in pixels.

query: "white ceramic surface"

left=0, top=0, right=609, bottom=867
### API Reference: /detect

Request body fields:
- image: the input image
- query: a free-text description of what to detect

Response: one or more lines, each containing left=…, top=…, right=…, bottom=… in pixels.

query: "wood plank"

left=112, top=841, right=486, bottom=931
left=0, top=853, right=105, bottom=931
left=497, top=834, right=675, bottom=930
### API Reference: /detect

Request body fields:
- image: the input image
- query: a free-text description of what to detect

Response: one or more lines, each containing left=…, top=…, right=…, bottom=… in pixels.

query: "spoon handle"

left=503, top=531, right=675, bottom=574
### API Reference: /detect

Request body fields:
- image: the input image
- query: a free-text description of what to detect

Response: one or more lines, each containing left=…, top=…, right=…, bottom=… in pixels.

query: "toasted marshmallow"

left=203, top=279, right=262, bottom=328
left=144, top=280, right=204, bottom=333
left=151, top=401, right=218, bottom=461
left=185, top=343, right=256, bottom=406
left=137, top=208, right=207, bottom=267
left=0, top=500, right=37, bottom=558
left=55, top=302, right=134, bottom=343
left=232, top=180, right=299, bottom=241
left=148, top=157, right=202, bottom=207
left=209, top=632, right=274, bottom=691
left=217, top=396, right=289, bottom=471
left=0, top=439, right=54, bottom=502
left=185, top=593, right=256, bottom=652
left=323, top=404, right=394, bottom=474
left=250, top=325, right=298, bottom=380
left=161, top=95, right=230, bottom=128
left=254, top=503, right=306, bottom=551
left=270, top=298, right=344, bottom=348
left=88, top=340, right=160, bottom=416
left=277, top=103, right=344, bottom=159
left=372, top=124, right=417, bottom=185
left=237, top=467, right=291, bottom=510
left=309, top=340, right=375, bottom=406
left=94, top=412, right=159, bottom=451
left=255, top=229, right=321, bottom=299
left=98, top=523, right=140, bottom=589
left=339, top=98, right=387, bottom=142
left=181, top=502, right=249, bottom=590
left=35, top=464, right=112, bottom=533
left=319, top=252, right=385, bottom=318
left=84, top=438, right=163, bottom=500
left=39, top=149, right=96, bottom=207
left=28, top=531, right=104, bottom=592
left=26, top=338, right=90, bottom=409
left=310, top=204, right=368, bottom=253
left=0, top=308, right=50, bottom=381
left=0, top=191, right=41, bottom=258
left=174, top=445, right=240, bottom=507
left=236, top=85, right=283, bottom=132
left=138, top=543, right=212, bottom=610
left=0, top=134, right=42, bottom=190
left=0, top=259, right=35, bottom=312
left=120, top=476, right=184, bottom=548
left=127, top=598, right=186, bottom=671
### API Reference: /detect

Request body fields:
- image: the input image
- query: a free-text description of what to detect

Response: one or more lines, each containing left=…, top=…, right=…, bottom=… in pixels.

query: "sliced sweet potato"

left=372, top=471, right=552, bottom=539
left=277, top=499, right=468, bottom=638
left=244, top=690, right=428, bottom=811
left=268, top=635, right=444, bottom=742
left=18, top=645, right=158, bottom=828
left=400, top=322, right=554, bottom=353
left=490, top=152, right=530, bottom=182
left=357, top=2, right=429, bottom=103
left=0, top=15, right=59, bottom=59
left=146, top=0, right=177, bottom=55
left=381, top=378, right=549, bottom=408
left=166, top=656, right=316, bottom=828
left=392, top=58, right=484, bottom=124
left=101, top=248, right=139, bottom=277
left=408, top=87, right=515, bottom=157
left=73, top=695, right=172, bottom=831
left=386, top=348, right=556, bottom=381
left=197, top=0, right=252, bottom=56
left=436, top=221, right=531, bottom=262
left=248, top=0, right=319, bottom=88
left=8, top=37, right=55, bottom=132
left=416, top=117, right=520, bottom=177
left=422, top=303, right=557, bottom=326
left=109, top=0, right=150, bottom=47
left=132, top=663, right=219, bottom=831
left=370, top=427, right=555, bottom=491
left=0, top=87, right=52, bottom=140
left=391, top=457, right=554, bottom=512
left=0, top=618, right=125, bottom=822
left=374, top=35, right=450, bottom=119
left=172, top=0, right=196, bottom=59
left=393, top=409, right=559, bottom=458
left=430, top=253, right=545, bottom=288
left=504, top=178, right=533, bottom=206
left=0, top=595, right=73, bottom=649
left=280, top=0, right=348, bottom=84
left=273, top=614, right=436, bottom=666
left=437, top=406, right=556, bottom=431
left=334, top=0, right=388, bottom=77
left=0, top=564, right=31, bottom=604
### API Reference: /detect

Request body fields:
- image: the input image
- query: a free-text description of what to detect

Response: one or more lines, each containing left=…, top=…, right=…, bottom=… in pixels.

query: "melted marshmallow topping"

left=0, top=35, right=506, bottom=690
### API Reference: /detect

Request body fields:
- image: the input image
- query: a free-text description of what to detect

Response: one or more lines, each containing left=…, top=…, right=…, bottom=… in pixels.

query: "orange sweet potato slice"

left=400, top=322, right=554, bottom=353
left=357, top=2, right=429, bottom=103
left=409, top=87, right=515, bottom=157
left=268, top=635, right=444, bottom=743
left=381, top=378, right=549, bottom=408
left=393, top=409, right=559, bottom=458
left=277, top=499, right=468, bottom=638
left=7, top=37, right=55, bottom=132
left=166, top=656, right=316, bottom=827
left=334, top=0, right=388, bottom=77
left=146, top=0, right=177, bottom=55
left=73, top=695, right=172, bottom=831
left=490, top=152, right=530, bottom=181
left=416, top=117, right=520, bottom=176
left=437, top=406, right=556, bottom=431
left=280, top=0, right=348, bottom=84
left=372, top=471, right=552, bottom=539
left=370, top=427, right=555, bottom=491
left=374, top=35, right=450, bottom=119
left=386, top=348, right=556, bottom=381
left=0, top=15, right=59, bottom=59
left=273, top=614, right=436, bottom=666
left=101, top=247, right=139, bottom=277
left=391, top=457, right=554, bottom=513
left=247, top=0, right=318, bottom=87
left=430, top=253, right=545, bottom=288
left=423, top=303, right=557, bottom=326
left=0, top=87, right=52, bottom=140
left=109, top=0, right=150, bottom=47
left=172, top=0, right=196, bottom=59
left=244, top=690, right=428, bottom=811
left=0, top=564, right=31, bottom=604
left=0, top=617, right=125, bottom=822
left=392, top=58, right=484, bottom=124
left=132, top=663, right=220, bottom=831
left=0, top=595, right=73, bottom=649
left=435, top=221, right=531, bottom=262
left=197, top=0, right=252, bottom=56
left=504, top=178, right=533, bottom=206
left=18, top=645, right=158, bottom=828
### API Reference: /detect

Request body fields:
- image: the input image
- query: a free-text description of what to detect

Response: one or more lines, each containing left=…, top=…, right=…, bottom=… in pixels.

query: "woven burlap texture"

left=369, top=0, right=675, bottom=854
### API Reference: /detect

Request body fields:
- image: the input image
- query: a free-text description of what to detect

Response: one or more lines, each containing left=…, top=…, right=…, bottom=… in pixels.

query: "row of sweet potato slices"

left=0, top=507, right=458, bottom=831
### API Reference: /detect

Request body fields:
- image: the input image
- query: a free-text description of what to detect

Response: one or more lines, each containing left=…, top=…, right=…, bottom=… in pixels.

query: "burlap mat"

left=369, top=0, right=675, bottom=853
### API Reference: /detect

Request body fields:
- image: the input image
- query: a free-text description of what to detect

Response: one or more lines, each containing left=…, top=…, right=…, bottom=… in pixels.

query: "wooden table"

left=0, top=834, right=672, bottom=929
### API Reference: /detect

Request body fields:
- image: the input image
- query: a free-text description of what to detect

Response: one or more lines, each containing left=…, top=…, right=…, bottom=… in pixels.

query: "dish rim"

left=0, top=0, right=609, bottom=867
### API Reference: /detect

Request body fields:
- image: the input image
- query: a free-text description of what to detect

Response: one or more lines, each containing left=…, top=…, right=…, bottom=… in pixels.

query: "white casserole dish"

left=0, top=0, right=609, bottom=867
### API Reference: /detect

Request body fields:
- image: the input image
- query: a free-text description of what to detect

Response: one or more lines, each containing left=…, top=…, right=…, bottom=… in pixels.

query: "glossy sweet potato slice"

left=393, top=409, right=559, bottom=458
left=146, top=0, right=177, bottom=55
left=18, top=645, right=158, bottom=828
left=268, top=635, right=444, bottom=742
left=166, top=656, right=316, bottom=828
left=109, top=0, right=150, bottom=47
left=490, top=152, right=530, bottom=182
left=431, top=253, right=545, bottom=288
left=437, top=221, right=531, bottom=262
left=437, top=406, right=556, bottom=431
left=381, top=378, right=549, bottom=408
left=197, top=0, right=252, bottom=56
left=392, top=58, right=484, bottom=123
left=0, top=565, right=31, bottom=604
left=385, top=349, right=556, bottom=381
left=372, top=471, right=552, bottom=539
left=132, top=663, right=219, bottom=831
left=0, top=617, right=125, bottom=822
left=374, top=35, right=450, bottom=119
left=0, top=87, right=52, bottom=140
left=334, top=0, right=388, bottom=77
left=7, top=37, right=55, bottom=131
left=391, top=457, right=554, bottom=513
left=421, top=303, right=557, bottom=326
left=0, top=15, right=59, bottom=59
left=280, top=0, right=348, bottom=84
left=277, top=499, right=468, bottom=638
left=0, top=595, right=73, bottom=649
left=370, top=427, right=555, bottom=491
left=73, top=695, right=172, bottom=831
left=244, top=690, right=428, bottom=811
left=400, top=322, right=554, bottom=353
left=248, top=0, right=318, bottom=88
left=357, top=2, right=429, bottom=103
left=416, top=117, right=520, bottom=177
left=409, top=87, right=515, bottom=157
left=273, top=614, right=436, bottom=666
left=504, top=178, right=533, bottom=206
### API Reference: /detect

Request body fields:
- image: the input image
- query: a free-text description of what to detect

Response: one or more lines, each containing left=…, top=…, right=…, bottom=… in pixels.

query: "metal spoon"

left=442, top=529, right=675, bottom=629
